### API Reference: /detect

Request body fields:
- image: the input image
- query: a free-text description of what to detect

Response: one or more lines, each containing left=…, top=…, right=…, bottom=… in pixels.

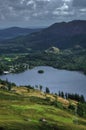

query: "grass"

left=4, top=57, right=12, bottom=62
left=0, top=89, right=86, bottom=130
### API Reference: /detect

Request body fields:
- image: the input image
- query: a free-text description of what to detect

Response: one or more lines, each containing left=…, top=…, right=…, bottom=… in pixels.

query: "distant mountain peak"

left=0, top=27, right=42, bottom=41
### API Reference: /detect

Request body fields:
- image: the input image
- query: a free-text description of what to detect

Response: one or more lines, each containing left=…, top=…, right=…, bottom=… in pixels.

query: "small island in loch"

left=38, top=70, right=44, bottom=74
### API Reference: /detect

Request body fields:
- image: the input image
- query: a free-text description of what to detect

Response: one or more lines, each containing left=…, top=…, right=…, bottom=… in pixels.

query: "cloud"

left=63, top=0, right=72, bottom=2
left=73, top=0, right=86, bottom=7
left=80, top=8, right=86, bottom=12
left=56, top=3, right=69, bottom=11
left=0, top=0, right=86, bottom=27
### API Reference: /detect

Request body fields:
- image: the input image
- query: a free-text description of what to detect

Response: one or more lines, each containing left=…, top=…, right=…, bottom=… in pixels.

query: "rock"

left=45, top=46, right=60, bottom=54
left=39, top=118, right=47, bottom=122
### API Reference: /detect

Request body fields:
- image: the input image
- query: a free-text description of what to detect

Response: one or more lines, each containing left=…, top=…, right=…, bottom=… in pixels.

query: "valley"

left=0, top=20, right=86, bottom=130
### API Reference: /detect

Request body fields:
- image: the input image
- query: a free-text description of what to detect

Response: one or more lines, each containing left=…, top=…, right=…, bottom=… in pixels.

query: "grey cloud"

left=0, top=0, right=86, bottom=27
left=73, top=0, right=86, bottom=7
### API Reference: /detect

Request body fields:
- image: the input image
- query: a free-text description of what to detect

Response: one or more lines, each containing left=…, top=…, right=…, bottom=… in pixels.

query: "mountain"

left=0, top=20, right=86, bottom=53
left=23, top=20, right=86, bottom=50
left=0, top=27, right=42, bottom=40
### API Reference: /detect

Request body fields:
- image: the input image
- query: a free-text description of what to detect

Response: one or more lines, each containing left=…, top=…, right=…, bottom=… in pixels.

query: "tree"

left=58, top=91, right=61, bottom=97
left=0, top=69, right=3, bottom=74
left=80, top=95, right=85, bottom=103
left=77, top=103, right=84, bottom=117
left=7, top=83, right=12, bottom=91
left=65, top=93, right=68, bottom=99
left=61, top=91, right=64, bottom=98
left=39, top=85, right=43, bottom=91
left=45, top=87, right=50, bottom=94
left=58, top=91, right=64, bottom=98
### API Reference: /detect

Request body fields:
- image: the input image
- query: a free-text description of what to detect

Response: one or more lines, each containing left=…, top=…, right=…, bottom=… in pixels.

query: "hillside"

left=0, top=20, right=86, bottom=53
left=0, top=83, right=86, bottom=130
left=0, top=27, right=41, bottom=41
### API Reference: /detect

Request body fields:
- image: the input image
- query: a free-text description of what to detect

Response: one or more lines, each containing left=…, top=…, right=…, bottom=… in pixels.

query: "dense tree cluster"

left=58, top=91, right=85, bottom=103
left=77, top=103, right=86, bottom=117
left=0, top=48, right=86, bottom=74
left=15, top=48, right=86, bottom=74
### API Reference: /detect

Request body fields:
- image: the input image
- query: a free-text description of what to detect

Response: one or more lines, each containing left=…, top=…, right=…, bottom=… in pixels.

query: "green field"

left=0, top=89, right=86, bottom=130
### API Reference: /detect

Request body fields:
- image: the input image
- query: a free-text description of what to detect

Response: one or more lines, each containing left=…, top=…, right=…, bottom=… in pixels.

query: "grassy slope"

left=0, top=88, right=86, bottom=130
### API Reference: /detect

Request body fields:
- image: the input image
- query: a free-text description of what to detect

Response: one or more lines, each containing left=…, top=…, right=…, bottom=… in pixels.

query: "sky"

left=0, top=0, right=86, bottom=28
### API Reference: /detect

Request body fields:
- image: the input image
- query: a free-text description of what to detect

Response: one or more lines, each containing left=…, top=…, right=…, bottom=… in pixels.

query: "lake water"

left=0, top=66, right=86, bottom=98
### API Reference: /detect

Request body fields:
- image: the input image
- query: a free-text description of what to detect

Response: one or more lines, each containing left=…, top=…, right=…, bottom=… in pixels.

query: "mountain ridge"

left=0, top=20, right=86, bottom=52
left=0, top=27, right=42, bottom=41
